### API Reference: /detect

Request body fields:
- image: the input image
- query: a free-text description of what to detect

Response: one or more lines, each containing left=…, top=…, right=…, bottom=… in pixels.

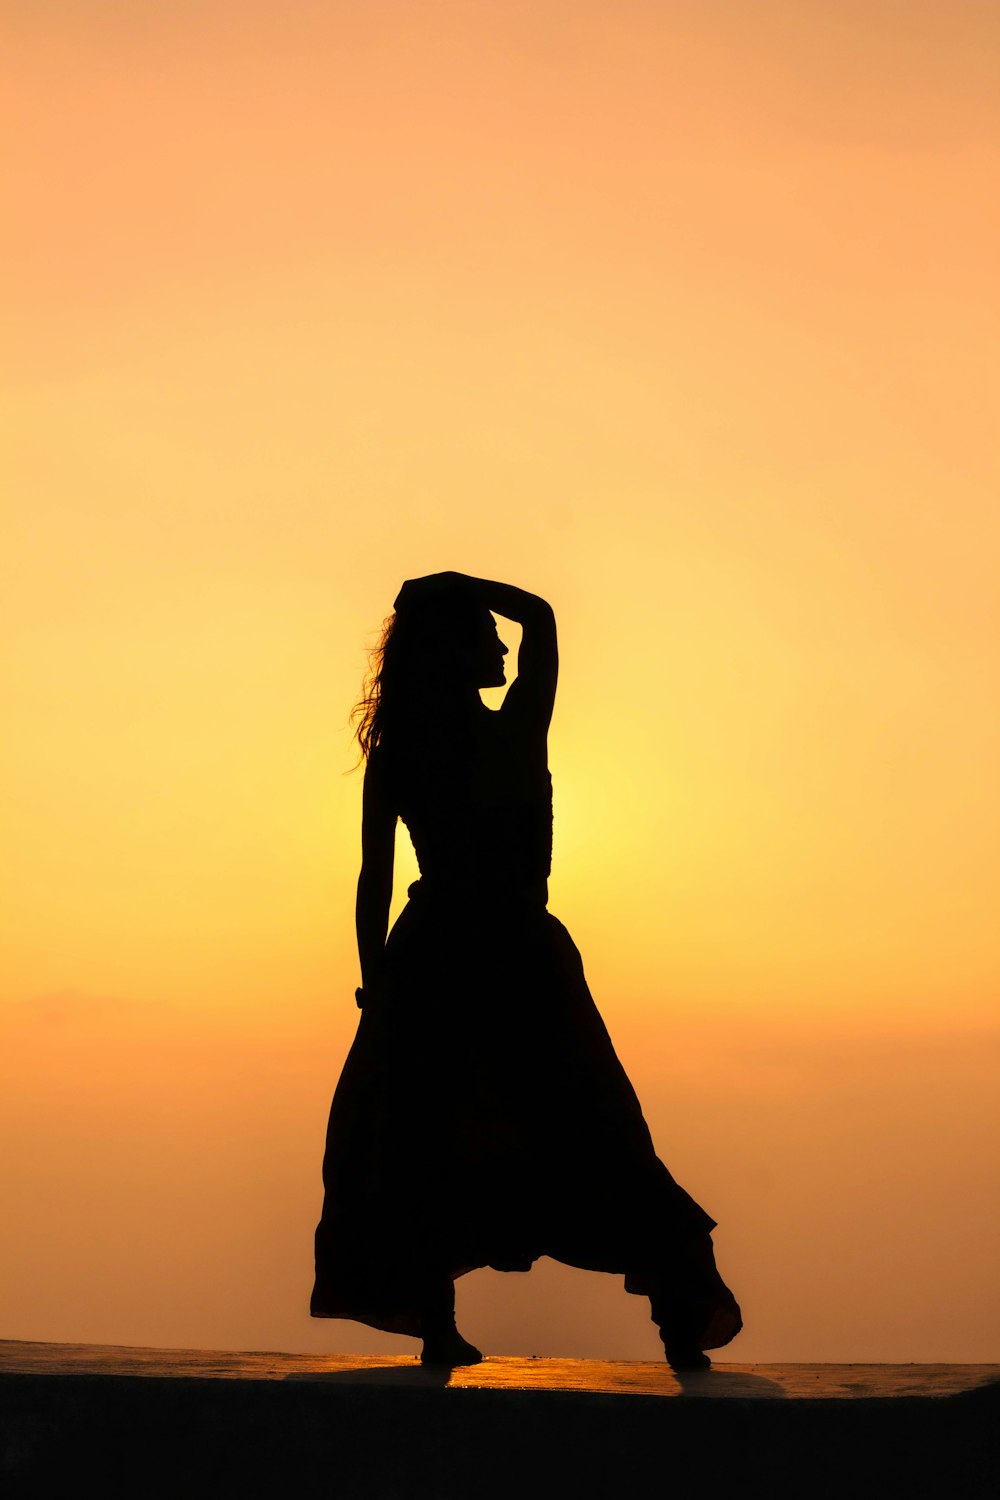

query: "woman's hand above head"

left=394, top=572, right=551, bottom=624
left=393, top=572, right=472, bottom=611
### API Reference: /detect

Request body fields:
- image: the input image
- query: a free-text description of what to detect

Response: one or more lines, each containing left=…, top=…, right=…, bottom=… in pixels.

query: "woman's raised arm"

left=477, top=578, right=558, bottom=733
left=396, top=572, right=558, bottom=731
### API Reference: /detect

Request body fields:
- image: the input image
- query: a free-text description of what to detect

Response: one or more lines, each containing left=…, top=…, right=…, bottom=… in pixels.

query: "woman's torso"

left=390, top=701, right=552, bottom=908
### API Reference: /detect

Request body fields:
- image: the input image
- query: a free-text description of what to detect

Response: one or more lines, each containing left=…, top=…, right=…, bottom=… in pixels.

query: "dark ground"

left=2, top=1365, right=999, bottom=1499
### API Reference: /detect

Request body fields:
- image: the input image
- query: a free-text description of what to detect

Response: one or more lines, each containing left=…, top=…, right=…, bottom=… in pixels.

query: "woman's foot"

left=649, top=1234, right=743, bottom=1371
left=420, top=1328, right=484, bottom=1366
left=417, top=1278, right=481, bottom=1365
left=662, top=1344, right=712, bottom=1373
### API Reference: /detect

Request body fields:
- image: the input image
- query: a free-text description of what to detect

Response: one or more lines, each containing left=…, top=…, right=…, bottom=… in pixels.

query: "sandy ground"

left=2, top=1341, right=998, bottom=1498
left=2, top=1338, right=999, bottom=1399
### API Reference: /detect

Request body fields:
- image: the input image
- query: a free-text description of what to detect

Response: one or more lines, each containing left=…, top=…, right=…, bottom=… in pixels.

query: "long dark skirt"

left=311, top=886, right=717, bottom=1337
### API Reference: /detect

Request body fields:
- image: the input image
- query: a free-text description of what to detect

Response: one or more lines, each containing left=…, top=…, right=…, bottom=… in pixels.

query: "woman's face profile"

left=458, top=609, right=508, bottom=689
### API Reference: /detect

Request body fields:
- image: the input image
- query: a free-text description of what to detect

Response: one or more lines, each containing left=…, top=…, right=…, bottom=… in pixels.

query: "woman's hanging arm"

left=355, top=749, right=396, bottom=1003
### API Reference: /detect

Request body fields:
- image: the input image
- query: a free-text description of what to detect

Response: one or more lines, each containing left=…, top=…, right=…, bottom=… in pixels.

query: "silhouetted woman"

left=312, top=573, right=742, bottom=1368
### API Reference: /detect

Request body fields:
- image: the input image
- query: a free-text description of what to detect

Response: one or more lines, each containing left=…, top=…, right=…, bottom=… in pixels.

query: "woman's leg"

left=418, top=1275, right=484, bottom=1366
left=647, top=1236, right=742, bottom=1371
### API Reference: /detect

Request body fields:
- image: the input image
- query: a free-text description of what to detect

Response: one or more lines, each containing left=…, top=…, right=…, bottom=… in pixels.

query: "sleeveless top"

left=392, top=702, right=552, bottom=909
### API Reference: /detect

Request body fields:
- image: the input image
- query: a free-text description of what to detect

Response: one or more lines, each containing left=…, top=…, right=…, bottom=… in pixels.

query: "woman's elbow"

left=358, top=860, right=392, bottom=893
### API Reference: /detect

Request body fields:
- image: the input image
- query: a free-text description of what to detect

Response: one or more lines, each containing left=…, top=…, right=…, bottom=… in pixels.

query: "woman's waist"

left=405, top=873, right=549, bottom=912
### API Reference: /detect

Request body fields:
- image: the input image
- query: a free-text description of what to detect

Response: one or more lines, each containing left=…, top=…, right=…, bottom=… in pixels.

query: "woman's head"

left=352, top=580, right=508, bottom=761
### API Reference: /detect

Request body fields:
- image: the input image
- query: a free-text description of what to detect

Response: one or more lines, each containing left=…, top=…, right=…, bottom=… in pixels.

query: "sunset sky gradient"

left=3, top=1, right=998, bottom=1361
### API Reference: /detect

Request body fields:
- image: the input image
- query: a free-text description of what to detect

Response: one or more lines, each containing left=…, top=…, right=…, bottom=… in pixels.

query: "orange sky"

left=3, top=1, right=998, bottom=1361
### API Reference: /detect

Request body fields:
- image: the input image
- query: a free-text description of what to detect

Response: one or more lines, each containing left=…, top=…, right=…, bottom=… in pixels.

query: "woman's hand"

left=393, top=572, right=471, bottom=610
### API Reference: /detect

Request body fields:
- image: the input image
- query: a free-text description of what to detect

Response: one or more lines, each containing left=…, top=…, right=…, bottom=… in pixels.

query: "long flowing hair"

left=351, top=591, right=484, bottom=766
left=351, top=614, right=397, bottom=764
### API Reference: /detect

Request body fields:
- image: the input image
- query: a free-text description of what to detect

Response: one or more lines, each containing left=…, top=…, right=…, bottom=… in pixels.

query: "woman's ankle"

left=419, top=1327, right=483, bottom=1366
